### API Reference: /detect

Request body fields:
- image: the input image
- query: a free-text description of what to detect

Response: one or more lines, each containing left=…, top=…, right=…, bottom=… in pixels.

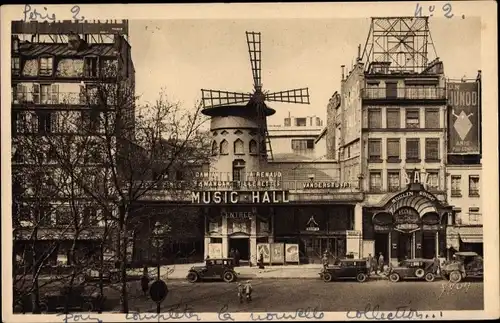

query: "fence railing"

left=12, top=91, right=114, bottom=106
left=362, top=87, right=446, bottom=100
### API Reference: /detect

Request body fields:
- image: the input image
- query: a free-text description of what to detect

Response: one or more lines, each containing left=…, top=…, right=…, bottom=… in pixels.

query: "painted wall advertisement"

left=270, top=243, right=285, bottom=264
left=257, top=244, right=271, bottom=263
left=208, top=243, right=222, bottom=258
left=285, top=244, right=300, bottom=263
left=447, top=82, right=480, bottom=154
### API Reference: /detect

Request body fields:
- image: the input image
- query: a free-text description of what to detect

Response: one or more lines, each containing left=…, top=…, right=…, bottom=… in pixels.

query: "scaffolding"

left=361, top=17, right=438, bottom=74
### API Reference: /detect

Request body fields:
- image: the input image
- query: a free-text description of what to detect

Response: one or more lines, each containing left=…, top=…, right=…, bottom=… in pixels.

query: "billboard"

left=447, top=82, right=480, bottom=154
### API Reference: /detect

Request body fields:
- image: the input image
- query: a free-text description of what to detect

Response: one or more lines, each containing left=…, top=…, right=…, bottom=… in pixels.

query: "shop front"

left=364, top=183, right=451, bottom=265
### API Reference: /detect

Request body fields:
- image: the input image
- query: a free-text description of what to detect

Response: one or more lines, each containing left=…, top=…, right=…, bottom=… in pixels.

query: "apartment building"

left=11, top=20, right=135, bottom=267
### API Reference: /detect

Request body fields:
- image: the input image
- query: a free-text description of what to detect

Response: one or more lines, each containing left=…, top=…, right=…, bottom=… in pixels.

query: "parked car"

left=388, top=258, right=438, bottom=282
left=441, top=251, right=483, bottom=283
left=186, top=258, right=238, bottom=283
left=40, top=284, right=107, bottom=313
left=319, top=259, right=370, bottom=283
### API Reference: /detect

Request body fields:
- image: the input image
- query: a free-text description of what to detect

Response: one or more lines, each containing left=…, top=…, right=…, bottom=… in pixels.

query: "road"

left=121, top=279, right=483, bottom=313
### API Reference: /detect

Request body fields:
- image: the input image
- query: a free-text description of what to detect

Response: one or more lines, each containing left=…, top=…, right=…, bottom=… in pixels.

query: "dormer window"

left=39, top=57, right=54, bottom=76
left=84, top=57, right=98, bottom=78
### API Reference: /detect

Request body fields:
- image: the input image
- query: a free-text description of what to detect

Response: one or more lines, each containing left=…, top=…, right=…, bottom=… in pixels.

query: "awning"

left=458, top=226, right=483, bottom=244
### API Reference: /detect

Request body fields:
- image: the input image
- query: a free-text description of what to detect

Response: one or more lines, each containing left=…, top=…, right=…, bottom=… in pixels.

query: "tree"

left=44, top=62, right=210, bottom=312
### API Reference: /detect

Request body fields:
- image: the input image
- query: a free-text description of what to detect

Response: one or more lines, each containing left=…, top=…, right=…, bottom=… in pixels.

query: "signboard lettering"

left=306, top=216, right=320, bottom=231
left=191, top=191, right=289, bottom=204
left=447, top=82, right=480, bottom=154
left=303, top=181, right=351, bottom=189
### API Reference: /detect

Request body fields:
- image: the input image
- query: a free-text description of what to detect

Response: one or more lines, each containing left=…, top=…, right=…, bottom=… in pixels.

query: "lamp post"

left=152, top=221, right=169, bottom=314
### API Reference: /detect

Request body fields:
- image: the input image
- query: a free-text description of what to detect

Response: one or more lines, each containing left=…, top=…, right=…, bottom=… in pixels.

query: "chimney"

left=341, top=65, right=345, bottom=80
left=357, top=44, right=361, bottom=61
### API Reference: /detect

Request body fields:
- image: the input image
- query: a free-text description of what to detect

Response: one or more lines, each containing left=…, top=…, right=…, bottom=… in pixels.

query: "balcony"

left=12, top=91, right=113, bottom=106
left=361, top=87, right=446, bottom=101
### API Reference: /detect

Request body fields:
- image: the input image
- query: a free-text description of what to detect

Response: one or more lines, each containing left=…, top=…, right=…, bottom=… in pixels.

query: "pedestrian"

left=140, top=265, right=150, bottom=297
left=322, top=252, right=329, bottom=270
left=237, top=283, right=244, bottom=303
left=235, top=249, right=241, bottom=267
left=367, top=253, right=373, bottom=274
left=244, top=280, right=252, bottom=302
left=258, top=252, right=265, bottom=269
left=377, top=252, right=384, bottom=274
left=229, top=248, right=235, bottom=261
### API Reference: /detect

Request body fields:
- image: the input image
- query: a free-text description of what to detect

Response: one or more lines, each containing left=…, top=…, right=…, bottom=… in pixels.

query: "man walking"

left=234, top=249, right=241, bottom=267
left=367, top=253, right=374, bottom=274
left=140, top=265, right=150, bottom=297
left=237, top=283, right=244, bottom=304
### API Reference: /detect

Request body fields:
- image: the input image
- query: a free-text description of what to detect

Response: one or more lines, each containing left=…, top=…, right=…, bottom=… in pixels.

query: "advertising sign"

left=447, top=82, right=480, bottom=154
left=208, top=243, right=222, bottom=259
left=285, top=244, right=300, bottom=263
left=257, top=244, right=271, bottom=263
left=270, top=243, right=285, bottom=264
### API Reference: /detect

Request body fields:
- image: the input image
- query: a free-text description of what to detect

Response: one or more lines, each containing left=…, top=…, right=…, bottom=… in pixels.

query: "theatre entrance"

left=228, top=237, right=250, bottom=262
left=397, top=233, right=413, bottom=261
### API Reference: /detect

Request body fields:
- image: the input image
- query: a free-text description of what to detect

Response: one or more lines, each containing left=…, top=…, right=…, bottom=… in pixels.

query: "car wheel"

left=39, top=302, right=49, bottom=313
left=223, top=271, right=235, bottom=283
left=389, top=273, right=400, bottom=283
left=322, top=272, right=333, bottom=282
left=356, top=272, right=367, bottom=283
left=449, top=270, right=462, bottom=283
left=424, top=272, right=435, bottom=282
left=187, top=272, right=199, bottom=283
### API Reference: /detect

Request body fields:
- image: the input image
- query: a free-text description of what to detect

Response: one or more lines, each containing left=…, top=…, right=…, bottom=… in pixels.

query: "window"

left=84, top=57, right=98, bottom=77
left=425, top=109, right=440, bottom=128
left=386, top=82, right=398, bottom=99
left=469, top=176, right=480, bottom=197
left=316, top=118, right=322, bottom=126
left=37, top=111, right=53, bottom=133
left=82, top=206, right=98, bottom=226
left=41, top=84, right=51, bottom=104
left=369, top=171, right=382, bottom=192
left=406, top=109, right=420, bottom=128
left=101, top=59, right=118, bottom=77
left=249, top=140, right=258, bottom=154
left=469, top=207, right=481, bottom=224
left=386, top=109, right=400, bottom=128
left=232, top=160, right=246, bottom=185
left=55, top=206, right=72, bottom=226
left=451, top=175, right=461, bottom=196
left=291, top=139, right=314, bottom=150
left=12, top=57, right=20, bottom=76
left=387, top=171, right=400, bottom=192
left=211, top=141, right=218, bottom=156
left=85, top=142, right=101, bottom=164
left=426, top=171, right=439, bottom=190
left=81, top=110, right=101, bottom=133
left=368, top=109, right=381, bottom=128
left=425, top=138, right=440, bottom=161
left=284, top=118, right=291, bottom=126
left=219, top=139, right=229, bottom=155
left=368, top=139, right=382, bottom=161
left=39, top=57, right=53, bottom=76
left=234, top=139, right=244, bottom=155
left=387, top=139, right=400, bottom=161
left=295, top=118, right=307, bottom=126
left=406, top=138, right=420, bottom=161
left=33, top=84, right=40, bottom=104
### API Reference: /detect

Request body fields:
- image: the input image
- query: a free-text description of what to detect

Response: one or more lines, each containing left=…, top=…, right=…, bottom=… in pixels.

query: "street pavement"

left=120, top=279, right=483, bottom=313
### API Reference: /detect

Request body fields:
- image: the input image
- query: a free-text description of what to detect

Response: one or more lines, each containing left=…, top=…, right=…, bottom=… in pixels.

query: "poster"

left=285, top=244, right=299, bottom=263
left=270, top=243, right=285, bottom=264
left=257, top=243, right=271, bottom=263
left=447, top=82, right=480, bottom=154
left=208, top=243, right=222, bottom=259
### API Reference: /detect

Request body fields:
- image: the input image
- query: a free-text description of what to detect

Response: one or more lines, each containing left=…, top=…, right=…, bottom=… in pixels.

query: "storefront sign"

left=191, top=190, right=290, bottom=204
left=302, top=181, right=351, bottom=189
left=221, top=211, right=253, bottom=219
left=208, top=243, right=222, bottom=258
left=403, top=170, right=439, bottom=191
left=374, top=224, right=391, bottom=232
left=394, top=207, right=420, bottom=233
left=306, top=216, right=320, bottom=231
left=447, top=82, right=480, bottom=154
left=394, top=223, right=419, bottom=232
left=423, top=224, right=441, bottom=231
left=194, top=171, right=282, bottom=189
left=285, top=244, right=300, bottom=263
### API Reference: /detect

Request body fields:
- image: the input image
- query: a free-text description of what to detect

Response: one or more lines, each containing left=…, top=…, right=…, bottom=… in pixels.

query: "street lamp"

left=152, top=221, right=170, bottom=314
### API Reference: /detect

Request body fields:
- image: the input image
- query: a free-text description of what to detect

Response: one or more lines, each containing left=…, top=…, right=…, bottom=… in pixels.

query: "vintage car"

left=319, top=259, right=370, bottom=283
left=441, top=251, right=483, bottom=283
left=40, top=285, right=106, bottom=313
left=186, top=258, right=238, bottom=283
left=388, top=258, right=438, bottom=282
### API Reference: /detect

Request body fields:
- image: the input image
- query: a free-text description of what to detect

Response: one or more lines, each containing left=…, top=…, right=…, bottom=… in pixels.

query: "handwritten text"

left=56, top=313, right=102, bottom=323
left=439, top=281, right=472, bottom=299
left=346, top=303, right=442, bottom=320
left=249, top=307, right=325, bottom=321
left=125, top=304, right=201, bottom=321
left=23, top=5, right=85, bottom=22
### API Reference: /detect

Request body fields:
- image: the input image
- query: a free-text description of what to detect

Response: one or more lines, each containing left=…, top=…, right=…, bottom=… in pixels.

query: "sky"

left=128, top=17, right=481, bottom=125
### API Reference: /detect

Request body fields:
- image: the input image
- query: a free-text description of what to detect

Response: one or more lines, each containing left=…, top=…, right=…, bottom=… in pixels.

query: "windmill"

left=201, top=31, right=310, bottom=161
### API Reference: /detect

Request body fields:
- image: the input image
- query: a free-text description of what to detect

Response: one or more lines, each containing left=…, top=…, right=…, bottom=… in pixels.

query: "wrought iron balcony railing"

left=12, top=91, right=114, bottom=106
left=362, top=87, right=446, bottom=100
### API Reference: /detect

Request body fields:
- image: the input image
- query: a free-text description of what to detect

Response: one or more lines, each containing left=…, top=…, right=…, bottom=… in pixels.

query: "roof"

left=18, top=42, right=117, bottom=57
left=315, top=127, right=328, bottom=143
left=454, top=251, right=479, bottom=257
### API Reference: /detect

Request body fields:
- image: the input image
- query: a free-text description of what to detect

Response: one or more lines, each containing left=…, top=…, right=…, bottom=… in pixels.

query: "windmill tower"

left=201, top=31, right=310, bottom=181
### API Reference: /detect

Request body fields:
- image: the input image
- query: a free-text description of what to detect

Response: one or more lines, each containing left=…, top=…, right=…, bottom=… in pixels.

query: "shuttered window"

left=387, top=138, right=400, bottom=160
left=405, top=109, right=420, bottom=128
left=425, top=109, right=440, bottom=128
left=387, top=171, right=400, bottom=192
left=425, top=138, right=440, bottom=161
left=369, top=172, right=382, bottom=191
left=406, top=138, right=420, bottom=160
left=368, top=109, right=382, bottom=128
left=368, top=139, right=382, bottom=160
left=386, top=109, right=400, bottom=128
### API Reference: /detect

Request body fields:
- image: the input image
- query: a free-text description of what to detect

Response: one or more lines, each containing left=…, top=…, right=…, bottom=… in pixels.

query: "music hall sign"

left=191, top=190, right=290, bottom=204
